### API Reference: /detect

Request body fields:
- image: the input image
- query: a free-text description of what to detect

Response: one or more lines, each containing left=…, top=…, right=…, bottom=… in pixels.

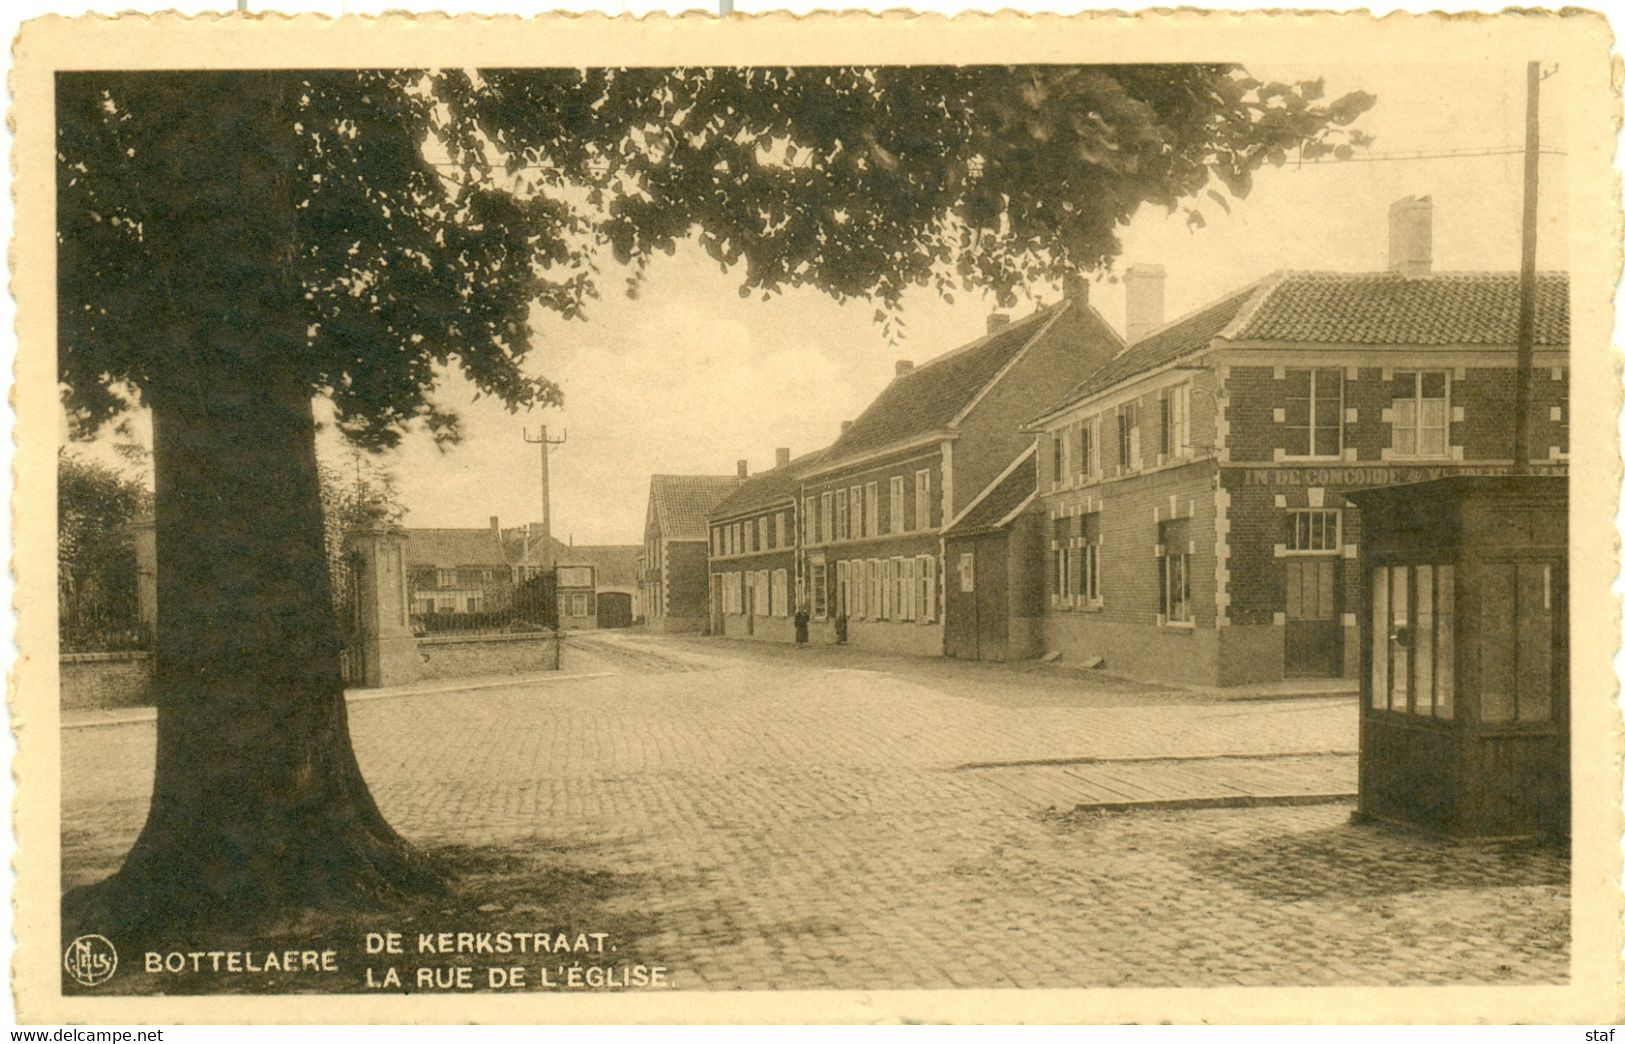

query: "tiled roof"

left=1040, top=282, right=1261, bottom=417
left=403, top=527, right=510, bottom=569
left=946, top=449, right=1036, bottom=535
left=1038, top=270, right=1570, bottom=420
left=647, top=474, right=742, bottom=540
left=824, top=304, right=1066, bottom=461
left=709, top=448, right=830, bottom=520
left=1234, top=271, right=1569, bottom=346
left=556, top=544, right=642, bottom=585
left=502, top=530, right=576, bottom=567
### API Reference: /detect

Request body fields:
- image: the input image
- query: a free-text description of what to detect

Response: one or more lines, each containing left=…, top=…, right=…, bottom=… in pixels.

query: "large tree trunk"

left=67, top=362, right=445, bottom=931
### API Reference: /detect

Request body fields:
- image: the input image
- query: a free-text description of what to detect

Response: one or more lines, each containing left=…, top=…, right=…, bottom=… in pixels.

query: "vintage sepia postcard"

left=10, top=9, right=1622, bottom=1025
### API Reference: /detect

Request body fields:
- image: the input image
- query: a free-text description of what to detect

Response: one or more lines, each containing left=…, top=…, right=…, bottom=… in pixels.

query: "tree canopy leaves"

left=58, top=66, right=1373, bottom=450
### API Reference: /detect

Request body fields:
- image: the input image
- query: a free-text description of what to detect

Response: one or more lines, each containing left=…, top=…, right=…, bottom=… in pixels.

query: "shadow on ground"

left=1177, top=821, right=1569, bottom=901
left=61, top=835, right=671, bottom=996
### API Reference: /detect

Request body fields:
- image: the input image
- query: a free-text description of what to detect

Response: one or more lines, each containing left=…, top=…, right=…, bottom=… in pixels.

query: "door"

left=1284, top=556, right=1341, bottom=676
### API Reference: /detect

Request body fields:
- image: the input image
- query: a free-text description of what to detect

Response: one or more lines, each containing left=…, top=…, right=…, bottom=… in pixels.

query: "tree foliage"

left=57, top=450, right=152, bottom=651
left=59, top=66, right=1373, bottom=449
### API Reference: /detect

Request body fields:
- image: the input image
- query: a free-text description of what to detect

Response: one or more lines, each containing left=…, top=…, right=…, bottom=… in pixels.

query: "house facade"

left=555, top=545, right=641, bottom=628
left=404, top=520, right=515, bottom=617
left=641, top=472, right=744, bottom=633
left=707, top=447, right=822, bottom=642
left=941, top=445, right=1045, bottom=662
left=793, top=277, right=1123, bottom=655
left=1028, top=199, right=1569, bottom=686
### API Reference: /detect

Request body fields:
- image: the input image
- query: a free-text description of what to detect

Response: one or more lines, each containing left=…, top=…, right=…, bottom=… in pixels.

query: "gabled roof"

left=944, top=446, right=1037, bottom=536
left=1232, top=270, right=1569, bottom=346
left=647, top=474, right=742, bottom=540
left=556, top=544, right=641, bottom=585
left=822, top=303, right=1069, bottom=462
left=404, top=527, right=510, bottom=569
left=709, top=448, right=830, bottom=521
left=503, top=529, right=575, bottom=568
left=1036, top=269, right=1570, bottom=422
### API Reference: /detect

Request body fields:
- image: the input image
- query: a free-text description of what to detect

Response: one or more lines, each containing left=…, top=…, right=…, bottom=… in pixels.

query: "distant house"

left=706, top=446, right=827, bottom=640
left=403, top=518, right=514, bottom=616
left=554, top=544, right=642, bottom=629
left=641, top=472, right=743, bottom=633
left=794, top=276, right=1123, bottom=654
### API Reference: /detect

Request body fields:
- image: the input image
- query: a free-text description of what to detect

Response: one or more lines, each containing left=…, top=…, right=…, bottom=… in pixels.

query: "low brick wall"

left=61, top=651, right=154, bottom=712
left=414, top=632, right=561, bottom=682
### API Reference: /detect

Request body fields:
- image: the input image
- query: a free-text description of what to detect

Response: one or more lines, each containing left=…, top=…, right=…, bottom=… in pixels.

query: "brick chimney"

left=987, top=313, right=1010, bottom=335
left=1388, top=195, right=1433, bottom=278
left=736, top=459, right=749, bottom=479
left=775, top=447, right=791, bottom=469
left=1124, top=264, right=1167, bottom=344
left=895, top=360, right=914, bottom=378
left=1061, top=272, right=1088, bottom=303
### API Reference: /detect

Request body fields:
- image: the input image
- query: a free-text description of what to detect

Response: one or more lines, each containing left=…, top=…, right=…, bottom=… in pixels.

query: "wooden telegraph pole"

left=1512, top=60, right=1541, bottom=473
left=523, top=425, right=567, bottom=569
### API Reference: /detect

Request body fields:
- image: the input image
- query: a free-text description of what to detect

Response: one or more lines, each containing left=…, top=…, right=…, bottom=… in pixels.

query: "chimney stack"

left=841, top=420, right=853, bottom=435
left=737, top=459, right=749, bottom=479
left=1061, top=272, right=1088, bottom=303
left=1388, top=195, right=1433, bottom=278
left=987, top=313, right=1010, bottom=335
left=895, top=360, right=914, bottom=378
left=775, top=447, right=791, bottom=469
left=1124, top=264, right=1167, bottom=344
left=490, top=515, right=500, bottom=535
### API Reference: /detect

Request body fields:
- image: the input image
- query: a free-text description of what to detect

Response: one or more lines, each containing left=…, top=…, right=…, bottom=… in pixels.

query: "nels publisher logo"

left=63, top=934, right=118, bottom=987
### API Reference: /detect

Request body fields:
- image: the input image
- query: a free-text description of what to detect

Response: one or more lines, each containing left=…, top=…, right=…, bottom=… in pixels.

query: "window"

left=1392, top=371, right=1449, bottom=458
left=1117, top=404, right=1140, bottom=471
left=436, top=568, right=455, bottom=588
left=916, top=555, right=938, bottom=623
left=849, top=485, right=862, bottom=539
left=835, top=560, right=849, bottom=618
left=570, top=593, right=588, bottom=617
left=835, top=489, right=849, bottom=541
left=775, top=512, right=787, bottom=549
left=1052, top=517, right=1073, bottom=603
left=1078, top=419, right=1095, bottom=480
left=1160, top=520, right=1192, bottom=624
left=821, top=492, right=834, bottom=544
left=1052, top=432, right=1066, bottom=486
left=895, top=557, right=916, bottom=621
left=711, top=528, right=721, bottom=557
left=876, top=558, right=892, bottom=620
left=1283, top=510, right=1341, bottom=553
left=851, top=559, right=866, bottom=619
left=1283, top=368, right=1343, bottom=458
left=958, top=551, right=975, bottom=593
left=867, top=559, right=882, bottom=619
left=889, top=476, right=905, bottom=534
left=1079, top=525, right=1100, bottom=604
left=810, top=561, right=828, bottom=619
left=804, top=497, right=816, bottom=544
left=915, top=469, right=932, bottom=530
left=558, top=566, right=593, bottom=588
left=1371, top=564, right=1457, bottom=720
left=1162, top=383, right=1191, bottom=459
left=773, top=569, right=789, bottom=617
left=467, top=595, right=483, bottom=613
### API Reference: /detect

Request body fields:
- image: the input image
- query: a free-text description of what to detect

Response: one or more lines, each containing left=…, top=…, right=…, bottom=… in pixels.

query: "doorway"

left=1284, top=556, right=1341, bottom=676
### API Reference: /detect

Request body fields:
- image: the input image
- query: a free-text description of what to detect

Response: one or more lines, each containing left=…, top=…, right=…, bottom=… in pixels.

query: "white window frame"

left=1283, top=368, right=1345, bottom=461
left=820, top=493, right=834, bottom=545
left=835, top=489, right=849, bottom=541
left=1391, top=370, right=1451, bottom=459
left=1283, top=509, right=1343, bottom=555
left=890, top=476, right=906, bottom=534
left=915, top=469, right=932, bottom=531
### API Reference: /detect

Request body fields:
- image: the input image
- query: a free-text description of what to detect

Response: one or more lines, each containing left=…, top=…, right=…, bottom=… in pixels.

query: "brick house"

left=641, top=472, right=743, bottom=633
left=1028, top=197, right=1569, bottom=687
left=707, top=447, right=827, bottom=641
left=554, top=544, right=641, bottom=628
left=796, top=277, right=1123, bottom=654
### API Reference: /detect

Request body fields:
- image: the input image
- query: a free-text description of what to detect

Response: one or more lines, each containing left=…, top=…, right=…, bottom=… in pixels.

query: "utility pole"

left=523, top=425, right=567, bottom=569
left=1512, top=60, right=1541, bottom=473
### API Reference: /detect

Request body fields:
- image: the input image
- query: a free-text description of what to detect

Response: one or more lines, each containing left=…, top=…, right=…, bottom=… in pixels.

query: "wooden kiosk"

left=1346, top=475, right=1568, bottom=838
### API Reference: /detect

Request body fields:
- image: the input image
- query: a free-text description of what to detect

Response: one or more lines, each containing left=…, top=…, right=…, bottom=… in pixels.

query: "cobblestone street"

left=61, top=631, right=1569, bottom=990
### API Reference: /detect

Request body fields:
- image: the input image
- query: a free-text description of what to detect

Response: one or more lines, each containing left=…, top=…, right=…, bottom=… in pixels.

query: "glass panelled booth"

left=1346, top=476, right=1568, bottom=838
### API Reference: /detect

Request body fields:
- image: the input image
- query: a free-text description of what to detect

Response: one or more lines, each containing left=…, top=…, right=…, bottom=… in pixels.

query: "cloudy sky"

left=64, top=61, right=1568, bottom=546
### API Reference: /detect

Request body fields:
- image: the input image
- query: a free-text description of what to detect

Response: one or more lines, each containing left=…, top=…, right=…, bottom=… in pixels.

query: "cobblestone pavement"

left=61, top=631, right=1568, bottom=989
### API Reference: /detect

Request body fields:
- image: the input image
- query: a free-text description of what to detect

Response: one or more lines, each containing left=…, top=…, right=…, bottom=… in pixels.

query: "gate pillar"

left=343, top=525, right=421, bottom=688
left=130, top=515, right=157, bottom=641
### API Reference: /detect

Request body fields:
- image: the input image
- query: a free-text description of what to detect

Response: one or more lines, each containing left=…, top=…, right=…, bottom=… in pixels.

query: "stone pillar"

left=130, top=516, right=158, bottom=641
left=343, top=525, right=420, bottom=688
